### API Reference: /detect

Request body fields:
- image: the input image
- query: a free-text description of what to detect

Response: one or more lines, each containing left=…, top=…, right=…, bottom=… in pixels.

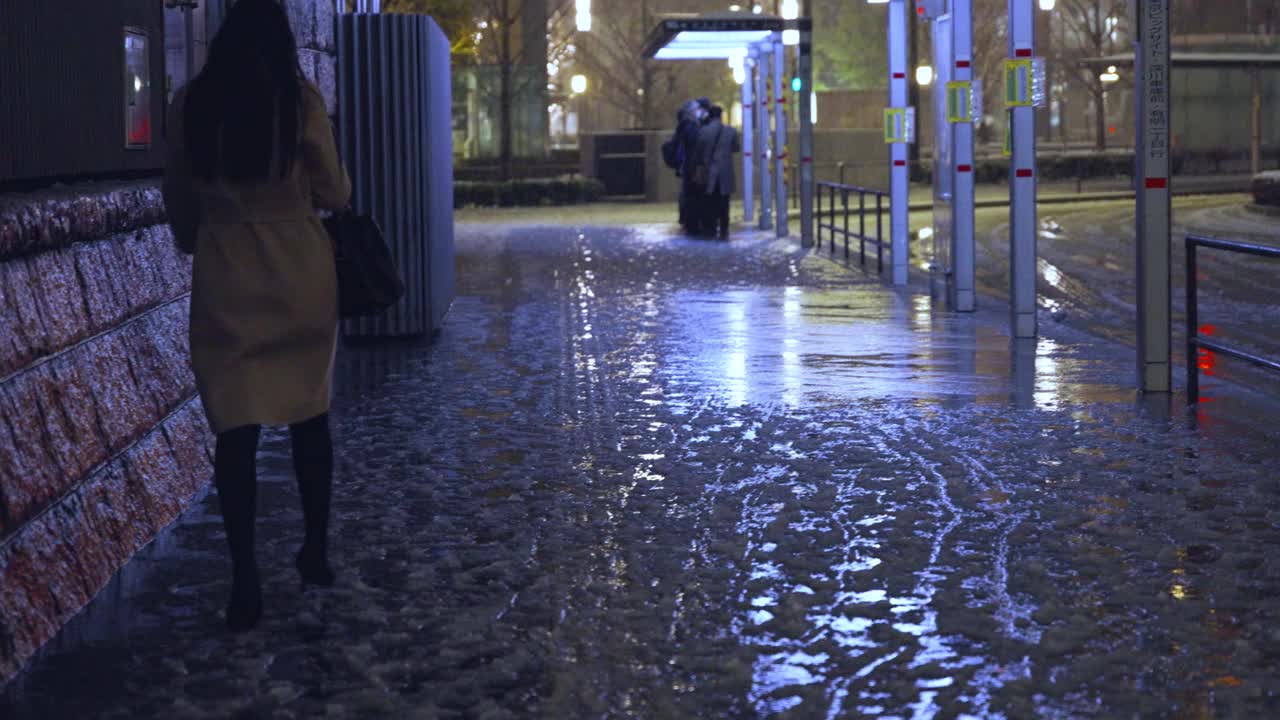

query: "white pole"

left=953, top=0, right=976, bottom=311
left=1008, top=0, right=1037, bottom=338
left=757, top=42, right=773, bottom=230
left=743, top=54, right=755, bottom=224
left=1135, top=0, right=1172, bottom=391
left=889, top=0, right=909, bottom=286
left=772, top=33, right=789, bottom=238
left=798, top=17, right=815, bottom=247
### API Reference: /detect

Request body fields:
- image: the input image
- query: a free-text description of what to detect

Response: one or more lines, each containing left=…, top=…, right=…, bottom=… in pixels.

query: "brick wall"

left=0, top=183, right=210, bottom=682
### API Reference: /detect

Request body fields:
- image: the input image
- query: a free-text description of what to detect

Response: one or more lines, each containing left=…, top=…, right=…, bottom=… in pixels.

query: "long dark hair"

left=184, top=0, right=303, bottom=181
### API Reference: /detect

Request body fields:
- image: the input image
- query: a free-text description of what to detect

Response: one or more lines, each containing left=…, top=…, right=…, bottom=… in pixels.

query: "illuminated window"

left=124, top=28, right=152, bottom=149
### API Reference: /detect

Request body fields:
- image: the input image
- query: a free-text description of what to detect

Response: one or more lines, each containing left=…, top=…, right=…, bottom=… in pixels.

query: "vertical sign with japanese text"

left=1135, top=0, right=1172, bottom=392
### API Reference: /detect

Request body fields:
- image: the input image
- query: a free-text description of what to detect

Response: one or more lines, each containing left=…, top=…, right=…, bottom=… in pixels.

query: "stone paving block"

left=163, top=402, right=213, bottom=495
left=82, top=332, right=158, bottom=452
left=46, top=359, right=109, bottom=478
left=0, top=400, right=207, bottom=682
left=315, top=0, right=336, bottom=52
left=26, top=248, right=90, bottom=358
left=0, top=183, right=165, bottom=261
left=286, top=0, right=317, bottom=50
left=0, top=370, right=75, bottom=534
left=71, top=240, right=124, bottom=331
left=0, top=259, right=50, bottom=376
left=314, top=51, right=337, bottom=116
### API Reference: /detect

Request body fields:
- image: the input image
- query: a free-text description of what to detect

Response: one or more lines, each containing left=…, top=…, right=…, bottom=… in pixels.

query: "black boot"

left=215, top=425, right=263, bottom=632
left=291, top=414, right=335, bottom=586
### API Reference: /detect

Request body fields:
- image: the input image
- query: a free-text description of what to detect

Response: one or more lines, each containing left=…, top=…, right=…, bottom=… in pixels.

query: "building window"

left=124, top=27, right=152, bottom=149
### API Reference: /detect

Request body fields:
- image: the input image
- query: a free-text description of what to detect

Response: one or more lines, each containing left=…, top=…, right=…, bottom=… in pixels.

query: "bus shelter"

left=642, top=12, right=815, bottom=247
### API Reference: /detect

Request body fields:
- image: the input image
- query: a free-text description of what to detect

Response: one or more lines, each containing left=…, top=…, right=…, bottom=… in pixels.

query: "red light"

left=1108, top=126, right=1117, bottom=135
left=1199, top=324, right=1216, bottom=336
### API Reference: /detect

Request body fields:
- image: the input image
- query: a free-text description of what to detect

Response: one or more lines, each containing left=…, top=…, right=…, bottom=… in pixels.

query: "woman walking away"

left=162, top=0, right=351, bottom=632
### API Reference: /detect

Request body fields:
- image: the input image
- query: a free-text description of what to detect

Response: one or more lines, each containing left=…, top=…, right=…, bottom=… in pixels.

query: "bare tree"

left=573, top=0, right=675, bottom=129
left=475, top=0, right=574, bottom=178
left=1053, top=0, right=1128, bottom=149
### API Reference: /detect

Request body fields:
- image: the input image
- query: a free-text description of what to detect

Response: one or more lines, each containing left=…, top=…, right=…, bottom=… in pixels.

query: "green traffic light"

left=791, top=77, right=802, bottom=92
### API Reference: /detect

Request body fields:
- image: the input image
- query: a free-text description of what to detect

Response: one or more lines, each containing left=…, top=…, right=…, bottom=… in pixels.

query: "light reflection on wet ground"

left=4, top=222, right=1280, bottom=718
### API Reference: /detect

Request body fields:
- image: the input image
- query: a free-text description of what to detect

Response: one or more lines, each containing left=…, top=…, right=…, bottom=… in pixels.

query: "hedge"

left=916, top=153, right=1158, bottom=185
left=1251, top=171, right=1280, bottom=207
left=455, top=176, right=607, bottom=208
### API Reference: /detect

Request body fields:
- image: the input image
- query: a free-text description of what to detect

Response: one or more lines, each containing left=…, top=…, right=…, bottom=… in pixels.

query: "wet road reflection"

left=4, top=222, right=1280, bottom=719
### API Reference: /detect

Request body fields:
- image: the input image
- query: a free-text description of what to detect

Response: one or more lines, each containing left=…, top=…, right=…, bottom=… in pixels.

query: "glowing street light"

left=780, top=0, right=799, bottom=19
left=576, top=0, right=591, bottom=31
left=1038, top=0, right=1055, bottom=8
left=915, top=65, right=934, bottom=86
left=570, top=74, right=588, bottom=94
left=1100, top=65, right=1119, bottom=83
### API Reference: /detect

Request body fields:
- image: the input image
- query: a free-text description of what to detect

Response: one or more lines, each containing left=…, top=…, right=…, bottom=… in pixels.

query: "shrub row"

left=916, top=153, right=1144, bottom=185
left=454, top=176, right=607, bottom=208
left=1251, top=171, right=1280, bottom=207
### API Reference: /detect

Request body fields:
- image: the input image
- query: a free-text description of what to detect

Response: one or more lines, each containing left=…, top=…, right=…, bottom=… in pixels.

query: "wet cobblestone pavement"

left=5, top=222, right=1280, bottom=718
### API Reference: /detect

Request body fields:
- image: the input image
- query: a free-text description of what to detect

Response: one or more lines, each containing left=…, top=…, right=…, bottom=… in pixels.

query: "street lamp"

left=1037, top=0, right=1054, bottom=9
left=571, top=74, right=588, bottom=94
left=576, top=0, right=592, bottom=31
left=1100, top=65, right=1119, bottom=83
left=915, top=65, right=933, bottom=86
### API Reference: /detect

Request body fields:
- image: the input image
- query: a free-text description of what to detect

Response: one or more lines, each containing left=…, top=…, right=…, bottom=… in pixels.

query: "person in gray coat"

left=694, top=105, right=741, bottom=239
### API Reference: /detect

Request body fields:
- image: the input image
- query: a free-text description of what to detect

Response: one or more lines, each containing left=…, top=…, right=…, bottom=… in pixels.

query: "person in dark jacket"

left=694, top=105, right=741, bottom=239
left=668, top=101, right=701, bottom=230
left=679, top=98, right=712, bottom=234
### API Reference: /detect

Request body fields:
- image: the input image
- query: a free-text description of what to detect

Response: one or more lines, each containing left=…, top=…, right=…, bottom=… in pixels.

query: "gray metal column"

left=336, top=12, right=453, bottom=337
left=772, top=33, right=789, bottom=238
left=798, top=17, right=814, bottom=247
left=742, top=53, right=755, bottom=224
left=1135, top=0, right=1172, bottom=391
left=1007, top=0, right=1037, bottom=338
left=952, top=0, right=976, bottom=311
left=756, top=42, right=773, bottom=231
left=889, top=0, right=909, bottom=286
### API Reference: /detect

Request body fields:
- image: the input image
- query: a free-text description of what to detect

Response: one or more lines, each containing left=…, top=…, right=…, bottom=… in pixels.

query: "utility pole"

left=908, top=2, right=920, bottom=180
left=799, top=0, right=814, bottom=246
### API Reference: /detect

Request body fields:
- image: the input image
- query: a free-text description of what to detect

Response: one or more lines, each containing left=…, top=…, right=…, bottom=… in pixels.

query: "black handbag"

left=323, top=209, right=405, bottom=318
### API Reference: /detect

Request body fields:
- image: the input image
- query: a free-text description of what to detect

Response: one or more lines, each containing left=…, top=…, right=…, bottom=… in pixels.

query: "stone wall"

left=291, top=0, right=339, bottom=115
left=0, top=183, right=210, bottom=683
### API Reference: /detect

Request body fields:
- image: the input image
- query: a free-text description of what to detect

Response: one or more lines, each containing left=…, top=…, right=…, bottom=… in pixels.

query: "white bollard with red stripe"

left=1007, top=0, right=1037, bottom=338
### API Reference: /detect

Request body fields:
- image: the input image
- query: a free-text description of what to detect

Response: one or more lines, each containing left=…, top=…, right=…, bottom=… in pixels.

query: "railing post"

left=876, top=193, right=884, bottom=274
left=842, top=189, right=849, bottom=258
left=830, top=185, right=837, bottom=252
left=859, top=191, right=866, bottom=266
left=816, top=183, right=822, bottom=247
left=1187, top=237, right=1199, bottom=405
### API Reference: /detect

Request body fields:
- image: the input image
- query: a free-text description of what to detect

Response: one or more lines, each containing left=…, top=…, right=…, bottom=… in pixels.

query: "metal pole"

left=1252, top=66, right=1263, bottom=177
left=743, top=53, right=756, bottom=224
left=773, top=33, right=789, bottom=238
left=1186, top=238, right=1198, bottom=404
left=889, top=0, right=909, bottom=286
left=953, top=0, right=976, bottom=311
left=798, top=16, right=815, bottom=247
left=757, top=42, right=773, bottom=230
left=1135, top=0, right=1172, bottom=391
left=1008, top=0, right=1037, bottom=338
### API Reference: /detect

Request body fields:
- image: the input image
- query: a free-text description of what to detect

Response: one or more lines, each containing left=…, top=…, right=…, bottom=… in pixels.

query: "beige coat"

left=162, top=83, right=351, bottom=433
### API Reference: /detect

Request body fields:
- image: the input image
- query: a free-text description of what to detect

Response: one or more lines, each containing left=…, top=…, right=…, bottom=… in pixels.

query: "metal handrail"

left=1186, top=234, right=1280, bottom=404
left=815, top=180, right=889, bottom=273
